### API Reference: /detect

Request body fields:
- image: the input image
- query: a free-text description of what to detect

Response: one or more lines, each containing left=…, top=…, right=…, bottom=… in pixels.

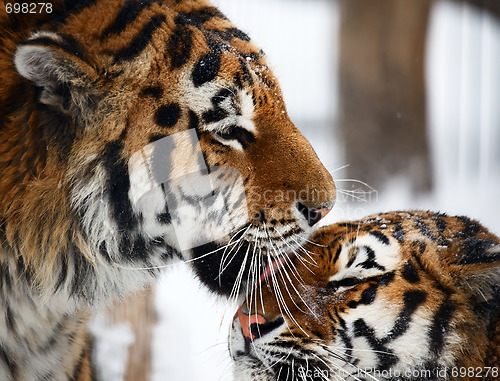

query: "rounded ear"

left=454, top=239, right=500, bottom=302
left=14, top=31, right=98, bottom=113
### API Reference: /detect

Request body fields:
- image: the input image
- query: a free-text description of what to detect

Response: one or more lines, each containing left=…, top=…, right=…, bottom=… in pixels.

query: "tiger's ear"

left=14, top=32, right=98, bottom=114
left=453, top=239, right=500, bottom=301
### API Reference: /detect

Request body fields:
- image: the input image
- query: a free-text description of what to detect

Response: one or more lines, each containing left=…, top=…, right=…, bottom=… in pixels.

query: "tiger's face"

left=1, top=0, right=334, bottom=300
left=231, top=211, right=500, bottom=380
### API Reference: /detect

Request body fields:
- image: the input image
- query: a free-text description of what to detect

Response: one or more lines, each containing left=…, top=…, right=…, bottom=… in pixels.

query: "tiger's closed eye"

left=214, top=125, right=255, bottom=148
left=326, top=277, right=363, bottom=291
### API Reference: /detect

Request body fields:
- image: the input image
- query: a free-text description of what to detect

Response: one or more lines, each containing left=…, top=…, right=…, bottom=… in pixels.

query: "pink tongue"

left=255, top=253, right=292, bottom=290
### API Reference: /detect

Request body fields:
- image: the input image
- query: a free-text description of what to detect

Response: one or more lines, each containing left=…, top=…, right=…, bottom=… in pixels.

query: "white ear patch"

left=14, top=32, right=63, bottom=84
left=14, top=45, right=56, bottom=85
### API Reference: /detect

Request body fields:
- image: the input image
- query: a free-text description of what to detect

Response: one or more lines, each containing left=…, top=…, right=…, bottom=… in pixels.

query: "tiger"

left=231, top=211, right=500, bottom=380
left=0, top=0, right=336, bottom=379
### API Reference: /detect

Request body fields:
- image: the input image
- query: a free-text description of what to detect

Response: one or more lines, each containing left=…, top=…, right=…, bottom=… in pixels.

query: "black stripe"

left=71, top=252, right=94, bottom=298
left=238, top=60, right=254, bottom=86
left=36, top=320, right=63, bottom=352
left=121, top=235, right=149, bottom=261
left=59, top=0, right=97, bottom=23
left=338, top=328, right=356, bottom=366
left=175, top=7, right=227, bottom=27
left=382, top=290, right=427, bottom=343
left=346, top=245, right=357, bottom=268
left=55, top=256, right=69, bottom=291
left=188, top=110, right=199, bottom=130
left=370, top=230, right=390, bottom=245
left=16, top=256, right=33, bottom=286
left=98, top=242, right=113, bottom=264
left=434, top=213, right=447, bottom=234
left=63, top=0, right=96, bottom=14
left=347, top=283, right=377, bottom=309
left=20, top=34, right=89, bottom=63
left=5, top=305, right=15, bottom=333
left=358, top=246, right=385, bottom=271
left=336, top=222, right=360, bottom=230
left=457, top=215, right=481, bottom=237
left=353, top=319, right=396, bottom=370
left=408, top=247, right=454, bottom=294
left=221, top=27, right=251, bottom=42
left=140, top=86, right=163, bottom=99
left=149, top=134, right=168, bottom=144
left=167, top=27, right=194, bottom=68
left=203, top=108, right=228, bottom=124
left=459, top=238, right=500, bottom=265
left=332, top=244, right=342, bottom=264
left=233, top=71, right=243, bottom=89
left=337, top=313, right=347, bottom=329
left=103, top=139, right=138, bottom=231
left=0, top=262, right=12, bottom=290
left=202, top=88, right=233, bottom=123
left=39, top=370, right=55, bottom=381
left=0, top=345, right=17, bottom=379
left=415, top=218, right=435, bottom=240
left=429, top=299, right=455, bottom=354
left=378, top=271, right=395, bottom=286
left=101, top=0, right=161, bottom=39
left=250, top=317, right=284, bottom=339
left=114, top=14, right=166, bottom=62
left=392, top=221, right=405, bottom=243
left=70, top=345, right=87, bottom=381
left=434, top=213, right=452, bottom=247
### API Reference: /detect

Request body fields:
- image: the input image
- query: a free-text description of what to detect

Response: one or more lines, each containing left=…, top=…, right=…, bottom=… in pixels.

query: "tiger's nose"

left=236, top=306, right=284, bottom=341
left=297, top=202, right=332, bottom=227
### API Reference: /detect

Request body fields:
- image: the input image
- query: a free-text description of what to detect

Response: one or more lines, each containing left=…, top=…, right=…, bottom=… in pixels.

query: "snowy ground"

left=93, top=1, right=500, bottom=380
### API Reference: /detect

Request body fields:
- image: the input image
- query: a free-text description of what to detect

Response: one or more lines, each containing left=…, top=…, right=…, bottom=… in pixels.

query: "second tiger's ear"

left=14, top=31, right=99, bottom=115
left=452, top=237, right=500, bottom=302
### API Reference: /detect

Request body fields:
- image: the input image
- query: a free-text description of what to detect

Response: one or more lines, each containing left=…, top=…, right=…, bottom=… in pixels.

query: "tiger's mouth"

left=253, top=251, right=295, bottom=291
left=234, top=250, right=294, bottom=324
left=189, top=228, right=300, bottom=298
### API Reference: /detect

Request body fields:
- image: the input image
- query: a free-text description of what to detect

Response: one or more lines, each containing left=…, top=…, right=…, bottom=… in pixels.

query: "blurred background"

left=93, top=1, right=500, bottom=379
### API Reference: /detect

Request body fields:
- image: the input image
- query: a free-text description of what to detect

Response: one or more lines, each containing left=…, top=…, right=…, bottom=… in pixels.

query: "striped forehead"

left=88, top=1, right=266, bottom=132
left=53, top=1, right=267, bottom=81
left=89, top=1, right=264, bottom=73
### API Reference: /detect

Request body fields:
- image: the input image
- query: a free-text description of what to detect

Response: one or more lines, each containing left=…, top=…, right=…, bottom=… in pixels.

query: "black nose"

left=297, top=202, right=332, bottom=227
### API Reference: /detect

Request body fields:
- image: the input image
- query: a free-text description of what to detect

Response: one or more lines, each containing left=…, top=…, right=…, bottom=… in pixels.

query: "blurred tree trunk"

left=104, top=285, right=157, bottom=381
left=337, top=0, right=433, bottom=193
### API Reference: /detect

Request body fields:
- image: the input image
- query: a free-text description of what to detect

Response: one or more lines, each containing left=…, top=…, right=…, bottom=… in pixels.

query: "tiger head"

left=231, top=211, right=500, bottom=380
left=0, top=0, right=335, bottom=301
